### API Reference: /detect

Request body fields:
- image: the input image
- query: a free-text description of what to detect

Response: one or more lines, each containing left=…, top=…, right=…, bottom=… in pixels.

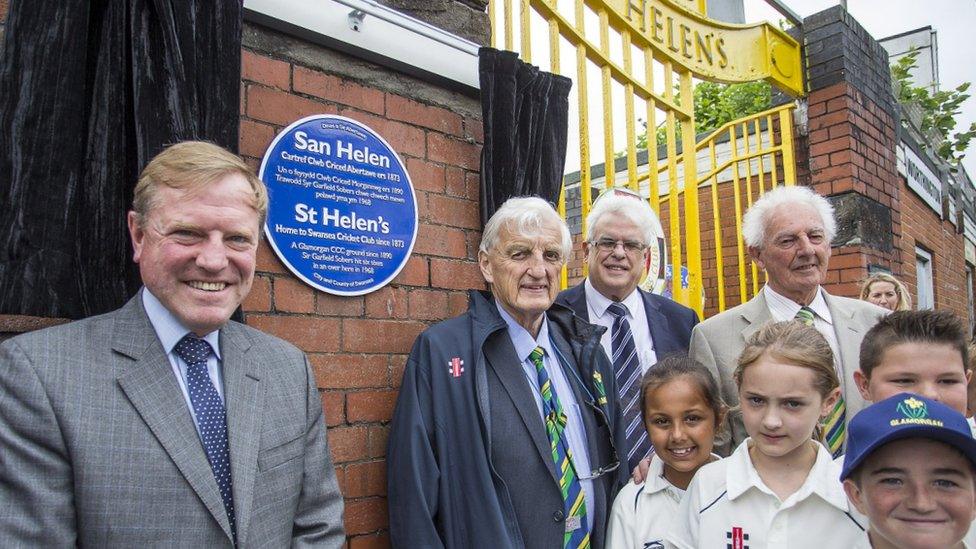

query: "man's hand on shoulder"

left=630, top=456, right=651, bottom=484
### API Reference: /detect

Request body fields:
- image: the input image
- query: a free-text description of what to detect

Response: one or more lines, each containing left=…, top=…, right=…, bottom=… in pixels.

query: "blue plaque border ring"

left=259, top=114, right=419, bottom=296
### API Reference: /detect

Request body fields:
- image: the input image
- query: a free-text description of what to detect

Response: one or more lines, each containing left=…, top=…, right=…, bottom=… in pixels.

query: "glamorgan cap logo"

left=890, top=396, right=944, bottom=427
left=897, top=396, right=927, bottom=419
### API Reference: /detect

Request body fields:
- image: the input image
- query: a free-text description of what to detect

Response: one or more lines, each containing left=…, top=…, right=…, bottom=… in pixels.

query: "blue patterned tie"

left=530, top=347, right=590, bottom=548
left=174, top=335, right=236, bottom=540
left=607, top=303, right=651, bottom=471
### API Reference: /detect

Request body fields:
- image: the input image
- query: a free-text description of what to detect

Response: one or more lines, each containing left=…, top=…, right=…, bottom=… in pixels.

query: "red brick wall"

left=808, top=82, right=899, bottom=203
left=238, top=49, right=484, bottom=547
left=898, top=181, right=970, bottom=320
left=806, top=80, right=904, bottom=298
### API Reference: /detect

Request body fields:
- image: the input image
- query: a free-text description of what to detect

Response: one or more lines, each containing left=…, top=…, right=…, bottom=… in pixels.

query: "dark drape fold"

left=478, top=47, right=572, bottom=225
left=0, top=0, right=242, bottom=319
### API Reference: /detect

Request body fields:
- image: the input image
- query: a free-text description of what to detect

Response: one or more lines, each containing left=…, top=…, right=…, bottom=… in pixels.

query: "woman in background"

left=859, top=273, right=911, bottom=311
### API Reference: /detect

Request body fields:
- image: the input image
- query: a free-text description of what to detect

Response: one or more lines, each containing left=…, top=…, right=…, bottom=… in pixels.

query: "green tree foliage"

left=635, top=80, right=771, bottom=151
left=891, top=49, right=976, bottom=169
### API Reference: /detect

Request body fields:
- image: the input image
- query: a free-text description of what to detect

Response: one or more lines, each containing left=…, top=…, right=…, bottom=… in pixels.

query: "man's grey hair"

left=585, top=192, right=658, bottom=246
left=741, top=185, right=836, bottom=248
left=479, top=196, right=572, bottom=261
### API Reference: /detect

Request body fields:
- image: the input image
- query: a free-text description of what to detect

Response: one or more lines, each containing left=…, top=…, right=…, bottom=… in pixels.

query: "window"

left=915, top=247, right=934, bottom=310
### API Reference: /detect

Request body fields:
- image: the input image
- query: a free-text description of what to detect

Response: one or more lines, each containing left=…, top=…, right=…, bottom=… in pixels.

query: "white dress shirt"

left=584, top=278, right=658, bottom=371
left=667, top=439, right=865, bottom=549
left=142, top=288, right=225, bottom=436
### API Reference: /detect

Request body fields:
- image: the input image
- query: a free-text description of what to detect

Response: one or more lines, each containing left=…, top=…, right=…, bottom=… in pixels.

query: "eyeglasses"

left=590, top=238, right=647, bottom=255
left=574, top=398, right=621, bottom=481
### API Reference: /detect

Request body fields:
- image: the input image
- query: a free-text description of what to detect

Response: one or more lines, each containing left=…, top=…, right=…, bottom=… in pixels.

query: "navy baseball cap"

left=841, top=392, right=976, bottom=480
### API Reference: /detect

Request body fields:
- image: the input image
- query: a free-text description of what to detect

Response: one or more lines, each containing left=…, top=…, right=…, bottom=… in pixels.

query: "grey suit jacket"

left=0, top=293, right=344, bottom=547
left=689, top=290, right=886, bottom=455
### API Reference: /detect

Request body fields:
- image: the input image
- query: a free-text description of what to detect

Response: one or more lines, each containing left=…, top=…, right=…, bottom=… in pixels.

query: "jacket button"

left=553, top=510, right=565, bottom=522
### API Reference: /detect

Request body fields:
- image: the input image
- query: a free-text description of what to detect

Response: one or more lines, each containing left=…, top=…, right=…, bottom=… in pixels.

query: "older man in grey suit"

left=0, top=142, right=344, bottom=547
left=690, top=186, right=886, bottom=457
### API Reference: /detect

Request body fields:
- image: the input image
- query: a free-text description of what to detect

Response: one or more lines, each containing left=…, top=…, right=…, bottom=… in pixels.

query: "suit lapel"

left=548, top=328, right=600, bottom=467
left=823, top=294, right=866, bottom=412
left=113, top=295, right=233, bottom=539
left=221, top=323, right=264, bottom=545
left=482, top=329, right=560, bottom=484
left=740, top=291, right=772, bottom=343
left=640, top=290, right=674, bottom=356
left=823, top=294, right=861, bottom=371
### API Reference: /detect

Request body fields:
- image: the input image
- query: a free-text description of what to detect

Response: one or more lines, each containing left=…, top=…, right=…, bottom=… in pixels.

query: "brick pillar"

left=801, top=6, right=902, bottom=297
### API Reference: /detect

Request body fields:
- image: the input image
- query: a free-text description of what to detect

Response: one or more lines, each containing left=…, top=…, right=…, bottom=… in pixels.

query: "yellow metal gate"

left=490, top=0, right=804, bottom=318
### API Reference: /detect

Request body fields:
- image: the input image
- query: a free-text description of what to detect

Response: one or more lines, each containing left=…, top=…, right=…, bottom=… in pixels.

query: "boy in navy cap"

left=842, top=393, right=976, bottom=549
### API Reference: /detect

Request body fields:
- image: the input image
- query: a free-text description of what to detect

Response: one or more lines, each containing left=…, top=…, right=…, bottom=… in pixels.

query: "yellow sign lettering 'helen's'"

left=605, top=0, right=803, bottom=97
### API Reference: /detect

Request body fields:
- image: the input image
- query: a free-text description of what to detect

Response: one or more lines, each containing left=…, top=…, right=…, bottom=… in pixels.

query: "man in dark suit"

left=387, top=197, right=627, bottom=548
left=0, top=141, right=344, bottom=547
left=557, top=192, right=698, bottom=473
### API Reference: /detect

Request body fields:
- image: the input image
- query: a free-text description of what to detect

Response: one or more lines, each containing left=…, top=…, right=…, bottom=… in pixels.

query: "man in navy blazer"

left=556, top=192, right=698, bottom=474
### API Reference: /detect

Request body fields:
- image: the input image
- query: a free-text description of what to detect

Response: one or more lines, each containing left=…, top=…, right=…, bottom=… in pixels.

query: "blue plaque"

left=259, top=115, right=418, bottom=296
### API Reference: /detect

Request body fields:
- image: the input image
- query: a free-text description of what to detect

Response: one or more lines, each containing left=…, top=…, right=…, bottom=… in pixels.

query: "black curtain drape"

left=0, top=0, right=242, bottom=319
left=478, top=47, right=572, bottom=224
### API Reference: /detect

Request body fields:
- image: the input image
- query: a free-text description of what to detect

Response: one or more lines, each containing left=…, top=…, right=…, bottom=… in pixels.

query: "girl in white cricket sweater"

left=606, top=355, right=725, bottom=549
left=668, top=321, right=866, bottom=548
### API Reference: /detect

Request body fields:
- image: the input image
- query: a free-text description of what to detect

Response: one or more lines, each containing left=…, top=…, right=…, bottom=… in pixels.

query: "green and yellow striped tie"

left=795, top=306, right=846, bottom=456
left=529, top=347, right=590, bottom=549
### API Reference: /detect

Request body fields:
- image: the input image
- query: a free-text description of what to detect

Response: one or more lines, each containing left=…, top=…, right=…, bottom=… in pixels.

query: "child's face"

left=738, top=356, right=837, bottom=461
left=855, top=342, right=969, bottom=415
left=844, top=438, right=976, bottom=549
left=644, top=376, right=719, bottom=488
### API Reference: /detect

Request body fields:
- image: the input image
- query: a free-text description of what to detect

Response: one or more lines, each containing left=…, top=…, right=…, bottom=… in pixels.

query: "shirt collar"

left=142, top=288, right=222, bottom=360
left=584, top=278, right=642, bottom=320
left=643, top=453, right=672, bottom=495
left=726, top=439, right=848, bottom=511
left=495, top=300, right=551, bottom=362
left=642, top=453, right=720, bottom=497
left=763, top=285, right=833, bottom=325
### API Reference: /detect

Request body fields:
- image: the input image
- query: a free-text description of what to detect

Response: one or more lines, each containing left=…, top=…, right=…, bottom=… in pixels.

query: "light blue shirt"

left=142, top=288, right=225, bottom=436
left=495, top=302, right=595, bottom=530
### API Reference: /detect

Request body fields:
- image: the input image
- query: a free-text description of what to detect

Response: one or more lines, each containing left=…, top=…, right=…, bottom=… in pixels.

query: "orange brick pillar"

left=801, top=6, right=902, bottom=297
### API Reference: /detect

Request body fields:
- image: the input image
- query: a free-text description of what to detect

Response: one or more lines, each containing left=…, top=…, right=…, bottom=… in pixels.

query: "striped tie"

left=530, top=347, right=590, bottom=549
left=794, top=306, right=846, bottom=457
left=607, top=303, right=651, bottom=471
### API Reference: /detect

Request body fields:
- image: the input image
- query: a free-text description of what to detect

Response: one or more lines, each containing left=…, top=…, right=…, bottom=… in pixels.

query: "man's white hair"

left=585, top=192, right=657, bottom=246
left=741, top=186, right=836, bottom=248
left=479, top=196, right=572, bottom=261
